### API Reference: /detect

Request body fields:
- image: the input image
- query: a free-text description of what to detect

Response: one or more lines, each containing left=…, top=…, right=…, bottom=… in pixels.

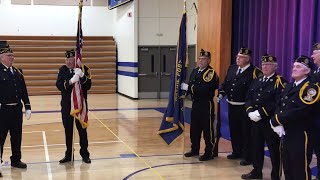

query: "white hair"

left=313, top=50, right=320, bottom=54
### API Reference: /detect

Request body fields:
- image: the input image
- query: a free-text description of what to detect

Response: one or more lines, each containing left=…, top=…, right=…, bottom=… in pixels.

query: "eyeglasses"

left=4, top=54, right=14, bottom=57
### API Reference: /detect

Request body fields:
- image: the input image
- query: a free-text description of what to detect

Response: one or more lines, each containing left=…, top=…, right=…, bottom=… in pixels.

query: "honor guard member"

left=181, top=49, right=219, bottom=161
left=241, top=55, right=287, bottom=180
left=311, top=43, right=320, bottom=180
left=0, top=41, right=31, bottom=169
left=56, top=49, right=92, bottom=164
left=270, top=56, right=319, bottom=180
left=217, top=47, right=262, bottom=165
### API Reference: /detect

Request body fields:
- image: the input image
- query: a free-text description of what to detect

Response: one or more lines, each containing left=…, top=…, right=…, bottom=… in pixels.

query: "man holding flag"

left=56, top=49, right=92, bottom=164
left=181, top=49, right=219, bottom=161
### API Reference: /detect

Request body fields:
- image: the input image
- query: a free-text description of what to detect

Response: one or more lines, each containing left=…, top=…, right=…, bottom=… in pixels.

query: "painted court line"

left=42, top=131, right=53, bottom=180
left=3, top=140, right=121, bottom=149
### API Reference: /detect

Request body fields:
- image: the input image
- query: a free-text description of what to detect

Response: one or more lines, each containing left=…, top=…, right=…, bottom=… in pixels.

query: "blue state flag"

left=158, top=12, right=188, bottom=145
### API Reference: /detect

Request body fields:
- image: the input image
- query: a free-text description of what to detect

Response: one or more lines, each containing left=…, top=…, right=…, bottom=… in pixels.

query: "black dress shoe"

left=199, top=154, right=214, bottom=161
left=59, top=157, right=71, bottom=163
left=0, top=172, right=2, bottom=177
left=184, top=151, right=199, bottom=157
left=11, top=161, right=27, bottom=169
left=227, top=153, right=241, bottom=160
left=240, top=160, right=252, bottom=166
left=241, top=171, right=262, bottom=179
left=82, top=157, right=91, bottom=164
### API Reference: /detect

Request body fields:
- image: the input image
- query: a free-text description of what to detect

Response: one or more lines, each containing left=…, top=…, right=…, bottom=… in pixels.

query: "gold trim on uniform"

left=262, top=107, right=269, bottom=116
left=304, top=131, right=309, bottom=180
left=209, top=101, right=214, bottom=156
left=253, top=67, right=262, bottom=79
left=279, top=139, right=282, bottom=177
left=275, top=114, right=282, bottom=126
left=13, top=66, right=24, bottom=77
left=246, top=106, right=253, bottom=112
left=274, top=75, right=285, bottom=89
left=64, top=80, right=67, bottom=90
left=299, top=82, right=320, bottom=105
left=203, top=69, right=215, bottom=82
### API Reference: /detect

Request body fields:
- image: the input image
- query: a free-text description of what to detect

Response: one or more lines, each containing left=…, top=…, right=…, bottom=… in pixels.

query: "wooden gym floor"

left=0, top=94, right=317, bottom=179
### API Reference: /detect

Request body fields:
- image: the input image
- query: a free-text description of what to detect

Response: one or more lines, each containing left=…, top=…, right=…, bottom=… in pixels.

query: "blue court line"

left=123, top=162, right=203, bottom=180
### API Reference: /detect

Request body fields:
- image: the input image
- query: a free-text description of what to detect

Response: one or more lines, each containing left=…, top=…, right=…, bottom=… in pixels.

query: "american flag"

left=70, top=1, right=88, bottom=128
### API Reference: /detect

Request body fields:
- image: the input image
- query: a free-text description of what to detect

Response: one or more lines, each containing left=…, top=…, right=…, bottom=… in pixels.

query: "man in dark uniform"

left=241, top=55, right=287, bottom=180
left=270, top=56, right=318, bottom=180
left=311, top=43, right=320, bottom=180
left=0, top=41, right=31, bottom=169
left=56, top=49, right=92, bottom=164
left=181, top=49, right=219, bottom=161
left=217, top=47, right=262, bottom=165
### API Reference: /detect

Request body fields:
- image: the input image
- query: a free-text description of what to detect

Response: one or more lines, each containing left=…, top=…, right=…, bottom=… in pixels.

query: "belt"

left=0, top=103, right=18, bottom=109
left=226, top=99, right=245, bottom=105
left=5, top=103, right=18, bottom=106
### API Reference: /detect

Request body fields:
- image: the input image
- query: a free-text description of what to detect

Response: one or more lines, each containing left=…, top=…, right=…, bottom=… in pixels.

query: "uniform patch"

left=303, top=88, right=317, bottom=102
left=299, top=82, right=320, bottom=105
left=203, top=69, right=214, bottom=82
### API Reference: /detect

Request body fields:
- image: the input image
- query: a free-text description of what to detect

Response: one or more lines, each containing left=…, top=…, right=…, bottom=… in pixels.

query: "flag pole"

left=70, top=0, right=84, bottom=166
left=182, top=0, right=187, bottom=159
left=71, top=117, right=76, bottom=165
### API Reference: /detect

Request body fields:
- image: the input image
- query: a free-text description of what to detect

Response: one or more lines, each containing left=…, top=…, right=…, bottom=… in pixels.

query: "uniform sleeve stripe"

left=246, top=106, right=253, bottom=112
left=275, top=114, right=282, bottom=126
left=262, top=107, right=269, bottom=116
left=64, top=81, right=67, bottom=90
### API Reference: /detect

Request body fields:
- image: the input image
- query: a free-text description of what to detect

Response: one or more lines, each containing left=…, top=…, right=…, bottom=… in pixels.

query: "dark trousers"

left=311, top=127, right=320, bottom=177
left=0, top=104, right=23, bottom=163
left=251, top=120, right=281, bottom=180
left=283, top=131, right=312, bottom=180
left=62, top=111, right=89, bottom=159
left=190, top=100, right=215, bottom=155
left=228, top=104, right=252, bottom=161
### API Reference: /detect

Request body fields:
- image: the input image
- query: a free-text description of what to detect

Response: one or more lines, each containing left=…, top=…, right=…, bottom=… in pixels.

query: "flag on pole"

left=70, top=0, right=88, bottom=128
left=157, top=11, right=188, bottom=145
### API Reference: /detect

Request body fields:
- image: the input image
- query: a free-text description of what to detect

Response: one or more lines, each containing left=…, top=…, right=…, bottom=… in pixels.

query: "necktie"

left=9, top=67, right=14, bottom=75
left=293, top=83, right=297, bottom=87
left=237, top=69, right=241, bottom=75
left=263, top=77, right=268, bottom=82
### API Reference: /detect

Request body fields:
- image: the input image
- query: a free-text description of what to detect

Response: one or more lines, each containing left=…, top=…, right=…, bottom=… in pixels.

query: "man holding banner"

left=181, top=49, right=219, bottom=161
left=56, top=49, right=92, bottom=164
left=158, top=8, right=187, bottom=146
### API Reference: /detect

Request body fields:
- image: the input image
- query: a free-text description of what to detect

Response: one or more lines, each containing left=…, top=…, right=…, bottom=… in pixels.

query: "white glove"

left=74, top=68, right=84, bottom=78
left=181, top=82, right=189, bottom=91
left=25, top=110, right=31, bottom=120
left=216, top=94, right=223, bottom=103
left=70, top=74, right=80, bottom=84
left=273, top=125, right=285, bottom=137
left=270, top=120, right=275, bottom=129
left=252, top=110, right=261, bottom=122
left=248, top=112, right=255, bottom=120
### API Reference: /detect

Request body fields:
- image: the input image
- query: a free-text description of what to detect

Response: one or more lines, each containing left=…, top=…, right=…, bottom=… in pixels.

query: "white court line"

left=3, top=141, right=122, bottom=149
left=22, top=131, right=43, bottom=134
left=42, top=131, right=53, bottom=180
